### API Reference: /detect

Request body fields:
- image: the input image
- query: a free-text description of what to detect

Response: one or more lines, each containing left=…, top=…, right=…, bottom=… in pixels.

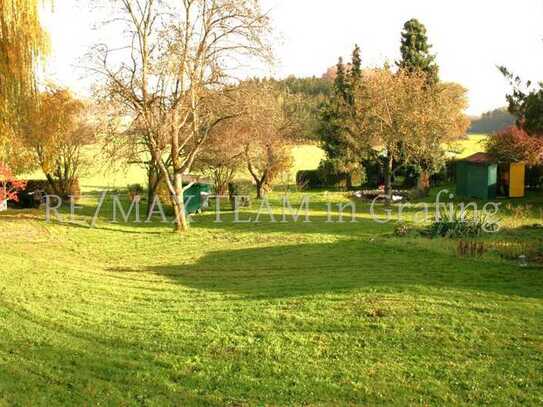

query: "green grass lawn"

left=1, top=183, right=542, bottom=405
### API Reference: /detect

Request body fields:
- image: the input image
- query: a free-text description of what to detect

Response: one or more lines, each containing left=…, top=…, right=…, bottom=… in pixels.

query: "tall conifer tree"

left=398, top=18, right=438, bottom=85
left=350, top=44, right=362, bottom=84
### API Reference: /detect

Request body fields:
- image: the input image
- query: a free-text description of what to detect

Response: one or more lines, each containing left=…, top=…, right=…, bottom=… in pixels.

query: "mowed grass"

left=0, top=183, right=542, bottom=405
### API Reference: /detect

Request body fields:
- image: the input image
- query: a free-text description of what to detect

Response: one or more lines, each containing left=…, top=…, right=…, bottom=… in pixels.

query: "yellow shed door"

left=509, top=163, right=526, bottom=198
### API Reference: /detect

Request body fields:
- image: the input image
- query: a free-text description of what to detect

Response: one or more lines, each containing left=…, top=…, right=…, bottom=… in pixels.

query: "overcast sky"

left=42, top=0, right=543, bottom=116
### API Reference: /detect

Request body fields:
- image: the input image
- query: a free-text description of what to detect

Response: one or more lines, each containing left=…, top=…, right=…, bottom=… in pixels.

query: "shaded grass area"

left=0, top=188, right=542, bottom=406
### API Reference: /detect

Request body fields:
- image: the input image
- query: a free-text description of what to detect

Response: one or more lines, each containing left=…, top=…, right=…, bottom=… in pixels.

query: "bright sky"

left=42, top=0, right=543, bottom=116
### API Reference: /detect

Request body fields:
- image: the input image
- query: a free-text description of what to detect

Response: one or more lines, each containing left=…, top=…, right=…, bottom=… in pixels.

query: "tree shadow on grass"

left=190, top=211, right=394, bottom=238
left=110, top=240, right=543, bottom=300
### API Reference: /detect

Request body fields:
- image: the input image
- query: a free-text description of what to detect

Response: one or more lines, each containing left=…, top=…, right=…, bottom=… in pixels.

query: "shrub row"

left=7, top=179, right=81, bottom=209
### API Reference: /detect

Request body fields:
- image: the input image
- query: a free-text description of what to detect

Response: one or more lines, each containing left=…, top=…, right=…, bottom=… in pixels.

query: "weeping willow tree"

left=0, top=0, right=50, bottom=171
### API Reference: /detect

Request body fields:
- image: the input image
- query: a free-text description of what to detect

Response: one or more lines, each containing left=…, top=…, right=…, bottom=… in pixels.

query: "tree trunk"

left=213, top=167, right=232, bottom=197
left=384, top=153, right=393, bottom=199
left=45, top=173, right=62, bottom=198
left=213, top=169, right=229, bottom=197
left=172, top=172, right=189, bottom=233
left=346, top=173, right=353, bottom=191
left=147, top=162, right=162, bottom=217
left=215, top=183, right=227, bottom=197
left=147, top=172, right=156, bottom=217
left=417, top=169, right=431, bottom=197
left=255, top=180, right=264, bottom=200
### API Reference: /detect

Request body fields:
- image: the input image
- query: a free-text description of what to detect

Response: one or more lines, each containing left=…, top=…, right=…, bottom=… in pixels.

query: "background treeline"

left=269, top=76, right=333, bottom=141
left=469, top=108, right=515, bottom=134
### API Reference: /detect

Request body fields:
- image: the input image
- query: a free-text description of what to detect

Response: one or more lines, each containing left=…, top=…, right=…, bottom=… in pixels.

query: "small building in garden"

left=506, top=162, right=526, bottom=198
left=456, top=152, right=525, bottom=200
left=184, top=181, right=211, bottom=214
left=156, top=175, right=211, bottom=214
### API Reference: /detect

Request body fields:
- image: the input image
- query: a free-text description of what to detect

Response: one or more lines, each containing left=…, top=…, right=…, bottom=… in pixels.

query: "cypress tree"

left=350, top=44, right=362, bottom=83
left=346, top=44, right=362, bottom=106
left=318, top=48, right=366, bottom=188
left=334, top=57, right=347, bottom=100
left=398, top=18, right=439, bottom=85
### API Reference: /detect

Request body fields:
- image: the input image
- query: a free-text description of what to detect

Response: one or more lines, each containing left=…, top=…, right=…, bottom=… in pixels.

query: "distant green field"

left=449, top=134, right=489, bottom=159
left=290, top=144, right=325, bottom=175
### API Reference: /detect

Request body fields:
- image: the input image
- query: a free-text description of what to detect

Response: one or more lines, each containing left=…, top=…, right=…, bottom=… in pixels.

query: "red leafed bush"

left=0, top=163, right=27, bottom=202
left=486, top=126, right=543, bottom=165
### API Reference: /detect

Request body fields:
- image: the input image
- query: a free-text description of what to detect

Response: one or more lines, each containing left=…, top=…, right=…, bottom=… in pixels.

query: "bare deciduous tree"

left=91, top=0, right=272, bottom=232
left=192, top=119, right=245, bottom=196
left=239, top=81, right=298, bottom=199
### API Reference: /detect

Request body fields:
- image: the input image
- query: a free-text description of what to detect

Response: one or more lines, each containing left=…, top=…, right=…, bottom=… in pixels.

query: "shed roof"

left=184, top=174, right=212, bottom=184
left=462, top=152, right=496, bottom=164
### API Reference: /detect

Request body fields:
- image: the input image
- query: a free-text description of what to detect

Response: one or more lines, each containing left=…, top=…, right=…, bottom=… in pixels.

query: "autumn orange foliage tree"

left=24, top=87, right=95, bottom=198
left=0, top=163, right=26, bottom=203
left=0, top=0, right=51, bottom=172
left=346, top=68, right=469, bottom=196
left=486, top=126, right=543, bottom=165
left=239, top=82, right=298, bottom=199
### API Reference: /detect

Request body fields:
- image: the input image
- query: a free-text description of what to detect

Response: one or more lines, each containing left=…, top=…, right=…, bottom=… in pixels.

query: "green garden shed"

left=184, top=181, right=211, bottom=214
left=456, top=153, right=497, bottom=200
left=156, top=175, right=211, bottom=215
